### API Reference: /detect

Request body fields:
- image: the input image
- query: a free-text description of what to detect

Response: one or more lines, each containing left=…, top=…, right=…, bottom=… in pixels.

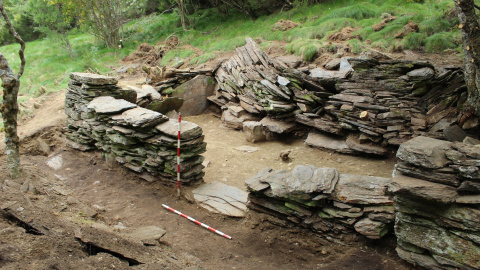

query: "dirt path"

left=0, top=91, right=419, bottom=270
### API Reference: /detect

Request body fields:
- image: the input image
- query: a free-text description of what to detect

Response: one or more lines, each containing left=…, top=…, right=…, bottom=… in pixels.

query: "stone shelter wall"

left=64, top=72, right=205, bottom=184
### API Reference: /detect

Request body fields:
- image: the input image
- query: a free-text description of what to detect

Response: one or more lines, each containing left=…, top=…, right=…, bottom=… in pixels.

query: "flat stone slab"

left=305, top=131, right=355, bottom=154
left=111, top=107, right=168, bottom=128
left=147, top=97, right=184, bottom=114
left=88, top=96, right=137, bottom=114
left=261, top=117, right=296, bottom=134
left=122, top=226, right=166, bottom=246
left=389, top=174, right=459, bottom=203
left=397, top=136, right=452, bottom=169
left=124, top=84, right=161, bottom=100
left=155, top=119, right=202, bottom=140
left=70, top=72, right=118, bottom=85
left=333, top=174, right=392, bottom=205
left=193, top=182, right=248, bottom=217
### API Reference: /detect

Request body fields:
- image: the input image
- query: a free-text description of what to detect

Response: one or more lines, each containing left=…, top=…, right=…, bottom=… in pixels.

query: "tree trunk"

left=176, top=0, right=188, bottom=30
left=0, top=0, right=25, bottom=179
left=0, top=54, right=22, bottom=179
left=455, top=0, right=480, bottom=116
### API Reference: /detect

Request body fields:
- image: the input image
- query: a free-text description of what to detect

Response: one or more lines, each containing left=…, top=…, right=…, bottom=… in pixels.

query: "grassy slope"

left=0, top=0, right=459, bottom=120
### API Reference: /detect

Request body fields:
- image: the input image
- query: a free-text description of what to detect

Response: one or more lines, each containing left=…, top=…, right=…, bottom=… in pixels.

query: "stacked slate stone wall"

left=212, top=38, right=470, bottom=156
left=65, top=72, right=205, bottom=184
left=245, top=165, right=394, bottom=240
left=390, top=136, right=480, bottom=270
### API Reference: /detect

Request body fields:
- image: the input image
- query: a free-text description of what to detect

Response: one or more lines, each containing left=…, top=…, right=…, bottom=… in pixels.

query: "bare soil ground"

left=0, top=89, right=422, bottom=270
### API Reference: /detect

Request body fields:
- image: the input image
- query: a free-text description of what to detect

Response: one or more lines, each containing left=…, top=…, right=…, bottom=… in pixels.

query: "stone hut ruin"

left=64, top=38, right=480, bottom=269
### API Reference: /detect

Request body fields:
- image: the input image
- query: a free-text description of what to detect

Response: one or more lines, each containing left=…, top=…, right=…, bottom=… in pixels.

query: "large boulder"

left=171, top=75, right=216, bottom=116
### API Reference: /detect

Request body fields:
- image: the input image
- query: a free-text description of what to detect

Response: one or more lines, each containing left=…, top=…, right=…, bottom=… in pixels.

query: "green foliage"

left=402, top=32, right=426, bottom=50
left=161, top=48, right=194, bottom=66
left=190, top=52, right=215, bottom=65
left=425, top=32, right=457, bottom=53
left=419, top=16, right=456, bottom=36
left=26, top=0, right=77, bottom=58
left=348, top=39, right=363, bottom=54
left=285, top=38, right=322, bottom=61
left=323, top=4, right=380, bottom=20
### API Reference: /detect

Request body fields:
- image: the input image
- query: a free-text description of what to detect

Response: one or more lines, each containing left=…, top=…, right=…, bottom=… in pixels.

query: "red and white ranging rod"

left=162, top=204, right=232, bottom=240
left=177, top=113, right=181, bottom=198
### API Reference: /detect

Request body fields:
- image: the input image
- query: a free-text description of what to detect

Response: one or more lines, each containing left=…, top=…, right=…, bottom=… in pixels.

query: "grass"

left=0, top=0, right=462, bottom=109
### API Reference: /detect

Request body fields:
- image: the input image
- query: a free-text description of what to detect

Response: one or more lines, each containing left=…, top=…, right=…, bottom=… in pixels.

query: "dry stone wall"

left=390, top=136, right=480, bottom=270
left=65, top=72, right=205, bottom=184
left=245, top=165, right=394, bottom=241
left=211, top=38, right=470, bottom=156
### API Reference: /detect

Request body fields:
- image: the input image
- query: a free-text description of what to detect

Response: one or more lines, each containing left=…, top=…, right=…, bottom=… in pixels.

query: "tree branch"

left=0, top=0, right=26, bottom=78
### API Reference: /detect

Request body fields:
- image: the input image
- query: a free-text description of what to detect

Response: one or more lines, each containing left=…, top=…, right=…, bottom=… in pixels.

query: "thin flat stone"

left=389, top=174, right=458, bottom=203
left=88, top=96, right=137, bottom=114
left=111, top=107, right=168, bottom=128
left=193, top=182, right=248, bottom=217
left=155, top=119, right=202, bottom=140
left=70, top=72, right=118, bottom=85
left=334, top=174, right=392, bottom=205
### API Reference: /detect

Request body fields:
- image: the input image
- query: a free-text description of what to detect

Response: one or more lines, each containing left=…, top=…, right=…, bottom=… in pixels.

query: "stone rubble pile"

left=211, top=38, right=469, bottom=156
left=211, top=37, right=332, bottom=137
left=245, top=165, right=394, bottom=240
left=389, top=136, right=480, bottom=270
left=65, top=73, right=206, bottom=184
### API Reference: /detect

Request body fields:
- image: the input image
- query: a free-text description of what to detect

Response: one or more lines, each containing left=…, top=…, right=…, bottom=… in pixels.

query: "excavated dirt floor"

left=0, top=90, right=423, bottom=269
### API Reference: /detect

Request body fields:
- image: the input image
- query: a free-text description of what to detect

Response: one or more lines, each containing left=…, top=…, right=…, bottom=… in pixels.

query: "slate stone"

left=397, top=136, right=452, bottom=169
left=124, top=84, right=161, bottom=100
left=276, top=55, right=302, bottom=68
left=221, top=110, right=259, bottom=130
left=155, top=119, right=202, bottom=140
left=193, top=181, right=248, bottom=217
left=171, top=75, right=216, bottom=116
left=324, top=58, right=341, bottom=70
left=396, top=247, right=445, bottom=270
left=333, top=174, right=392, bottom=205
left=70, top=72, right=118, bottom=85
left=305, top=131, right=355, bottom=154
left=389, top=174, right=458, bottom=203
left=464, top=136, right=480, bottom=145
left=456, top=195, right=480, bottom=204
left=88, top=96, right=137, bottom=114
left=245, top=168, right=276, bottom=192
left=458, top=181, right=480, bottom=193
left=443, top=125, right=467, bottom=142
left=354, top=218, right=389, bottom=239
left=243, top=121, right=266, bottom=143
left=323, top=206, right=363, bottom=218
left=346, top=137, right=388, bottom=156
left=260, top=117, right=297, bottom=134
left=111, top=107, right=168, bottom=128
left=395, top=212, right=480, bottom=269
left=285, top=166, right=339, bottom=194
left=147, top=97, right=184, bottom=114
left=122, top=226, right=166, bottom=246
left=228, top=105, right=248, bottom=118
left=406, top=67, right=434, bottom=81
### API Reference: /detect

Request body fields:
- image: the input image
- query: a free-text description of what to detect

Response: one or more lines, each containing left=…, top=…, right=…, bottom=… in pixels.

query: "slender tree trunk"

left=0, top=0, right=25, bottom=179
left=0, top=54, right=22, bottom=178
left=176, top=0, right=188, bottom=30
left=455, top=0, right=480, bottom=117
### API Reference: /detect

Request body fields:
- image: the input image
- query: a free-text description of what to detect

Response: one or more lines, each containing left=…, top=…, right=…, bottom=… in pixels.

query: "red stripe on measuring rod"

left=162, top=204, right=232, bottom=240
